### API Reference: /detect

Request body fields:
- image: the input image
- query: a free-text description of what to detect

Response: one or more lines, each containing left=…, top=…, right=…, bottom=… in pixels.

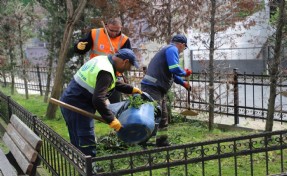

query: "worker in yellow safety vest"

left=60, top=49, right=141, bottom=157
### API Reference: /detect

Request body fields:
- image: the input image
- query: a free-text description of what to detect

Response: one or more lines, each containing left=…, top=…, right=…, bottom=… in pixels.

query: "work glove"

left=109, top=118, right=122, bottom=131
left=184, top=68, right=192, bottom=77
left=132, top=87, right=142, bottom=94
left=183, top=81, right=191, bottom=91
left=77, top=42, right=88, bottom=50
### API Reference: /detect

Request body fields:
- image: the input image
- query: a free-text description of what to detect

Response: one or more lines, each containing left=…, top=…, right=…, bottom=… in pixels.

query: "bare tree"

left=136, top=0, right=202, bottom=44
left=0, top=15, right=17, bottom=94
left=45, top=0, right=87, bottom=119
left=36, top=0, right=66, bottom=103
left=13, top=1, right=37, bottom=99
left=189, top=0, right=261, bottom=130
left=265, top=0, right=286, bottom=131
left=208, top=0, right=216, bottom=131
left=0, top=0, right=36, bottom=96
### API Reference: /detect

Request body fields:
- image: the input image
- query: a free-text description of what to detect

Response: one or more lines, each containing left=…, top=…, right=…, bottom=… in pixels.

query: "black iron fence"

left=1, top=66, right=287, bottom=124
left=0, top=66, right=54, bottom=94
left=0, top=91, right=287, bottom=175
left=126, top=68, right=287, bottom=124
left=0, top=92, right=91, bottom=176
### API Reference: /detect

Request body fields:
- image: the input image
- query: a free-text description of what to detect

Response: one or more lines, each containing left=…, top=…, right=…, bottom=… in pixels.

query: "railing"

left=126, top=68, right=287, bottom=124
left=0, top=65, right=55, bottom=94
left=180, top=70, right=287, bottom=123
left=92, top=131, right=287, bottom=176
left=0, top=92, right=92, bottom=176
left=1, top=66, right=287, bottom=124
left=0, top=91, right=287, bottom=175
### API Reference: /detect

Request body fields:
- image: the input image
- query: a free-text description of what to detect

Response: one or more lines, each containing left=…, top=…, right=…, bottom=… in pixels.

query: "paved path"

left=186, top=113, right=287, bottom=131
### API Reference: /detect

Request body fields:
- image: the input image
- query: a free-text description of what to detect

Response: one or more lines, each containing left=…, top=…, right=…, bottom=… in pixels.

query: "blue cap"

left=115, top=48, right=139, bottom=68
left=171, top=34, right=188, bottom=47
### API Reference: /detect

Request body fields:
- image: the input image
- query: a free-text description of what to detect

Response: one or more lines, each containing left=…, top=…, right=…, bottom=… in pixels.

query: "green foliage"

left=236, top=1, right=264, bottom=18
left=269, top=1, right=287, bottom=35
left=270, top=7, right=280, bottom=26
left=128, top=94, right=158, bottom=109
left=169, top=113, right=187, bottom=123
left=96, top=132, right=131, bottom=155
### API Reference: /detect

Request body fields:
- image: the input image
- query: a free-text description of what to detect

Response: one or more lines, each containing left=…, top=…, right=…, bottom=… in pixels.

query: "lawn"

left=0, top=86, right=252, bottom=153
left=1, top=87, right=286, bottom=175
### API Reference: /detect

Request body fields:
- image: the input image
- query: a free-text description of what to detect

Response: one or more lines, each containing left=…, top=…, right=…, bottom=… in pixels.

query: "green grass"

left=0, top=86, right=252, bottom=146
left=1, top=86, right=286, bottom=175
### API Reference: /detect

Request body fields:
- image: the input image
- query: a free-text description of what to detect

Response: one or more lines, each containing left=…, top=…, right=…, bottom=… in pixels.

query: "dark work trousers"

left=141, top=84, right=168, bottom=129
left=60, top=79, right=97, bottom=157
left=60, top=107, right=97, bottom=157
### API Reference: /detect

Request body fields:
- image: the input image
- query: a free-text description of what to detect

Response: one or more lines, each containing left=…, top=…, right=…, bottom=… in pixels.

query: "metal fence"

left=0, top=91, right=287, bottom=175
left=1, top=66, right=287, bottom=124
left=183, top=69, right=287, bottom=123
left=0, top=92, right=92, bottom=176
left=0, top=66, right=55, bottom=94
left=125, top=68, right=287, bottom=124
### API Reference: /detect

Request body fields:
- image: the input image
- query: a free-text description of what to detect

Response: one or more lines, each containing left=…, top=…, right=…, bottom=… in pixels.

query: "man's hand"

left=184, top=68, right=192, bottom=77
left=132, top=87, right=142, bottom=94
left=183, top=81, right=191, bottom=91
left=77, top=42, right=88, bottom=50
left=109, top=118, right=122, bottom=131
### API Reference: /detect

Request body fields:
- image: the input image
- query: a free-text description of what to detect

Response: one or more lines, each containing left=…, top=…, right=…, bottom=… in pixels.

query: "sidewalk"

left=185, top=113, right=287, bottom=131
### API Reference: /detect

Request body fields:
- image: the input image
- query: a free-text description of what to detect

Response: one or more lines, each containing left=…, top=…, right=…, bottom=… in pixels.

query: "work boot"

left=156, top=135, right=170, bottom=147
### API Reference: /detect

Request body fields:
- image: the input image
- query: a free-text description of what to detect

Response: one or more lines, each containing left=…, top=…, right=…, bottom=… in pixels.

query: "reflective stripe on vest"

left=74, top=56, right=116, bottom=94
left=90, top=28, right=128, bottom=59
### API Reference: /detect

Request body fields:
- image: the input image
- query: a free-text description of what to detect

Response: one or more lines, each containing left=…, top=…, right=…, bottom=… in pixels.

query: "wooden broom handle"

left=101, top=21, right=115, bottom=54
left=101, top=20, right=128, bottom=83
left=49, top=98, right=106, bottom=123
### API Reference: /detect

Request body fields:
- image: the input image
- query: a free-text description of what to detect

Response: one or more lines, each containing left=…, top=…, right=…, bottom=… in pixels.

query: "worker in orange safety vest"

left=74, top=17, right=132, bottom=104
left=74, top=17, right=130, bottom=59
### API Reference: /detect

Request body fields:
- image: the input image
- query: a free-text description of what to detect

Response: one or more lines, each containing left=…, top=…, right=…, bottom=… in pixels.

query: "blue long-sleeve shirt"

left=166, top=45, right=186, bottom=85
left=141, top=44, right=187, bottom=93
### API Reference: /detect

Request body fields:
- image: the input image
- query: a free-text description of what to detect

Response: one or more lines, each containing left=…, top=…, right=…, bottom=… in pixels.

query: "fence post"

left=233, top=69, right=239, bottom=125
left=36, top=65, right=43, bottom=96
left=85, top=156, right=93, bottom=176
left=32, top=115, right=38, bottom=135
left=7, top=96, right=12, bottom=120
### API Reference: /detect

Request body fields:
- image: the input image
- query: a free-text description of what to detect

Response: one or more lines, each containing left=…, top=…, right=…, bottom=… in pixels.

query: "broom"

left=180, top=76, right=198, bottom=116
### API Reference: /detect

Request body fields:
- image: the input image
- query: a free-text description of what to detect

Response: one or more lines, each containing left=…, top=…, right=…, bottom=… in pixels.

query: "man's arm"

left=115, top=80, right=133, bottom=93
left=74, top=31, right=93, bottom=54
left=92, top=71, right=115, bottom=123
left=173, top=75, right=185, bottom=86
left=166, top=46, right=186, bottom=77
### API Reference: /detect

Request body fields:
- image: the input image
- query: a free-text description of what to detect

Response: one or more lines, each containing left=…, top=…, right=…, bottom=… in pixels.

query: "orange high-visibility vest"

left=89, top=28, right=128, bottom=59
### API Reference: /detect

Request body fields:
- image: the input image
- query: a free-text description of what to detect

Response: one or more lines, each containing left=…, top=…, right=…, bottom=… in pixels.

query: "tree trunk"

left=18, top=21, right=29, bottom=99
left=46, top=0, right=87, bottom=119
left=44, top=29, right=56, bottom=103
left=8, top=48, right=15, bottom=95
left=44, top=50, right=54, bottom=103
left=265, top=0, right=285, bottom=132
left=208, top=0, right=216, bottom=131
left=1, top=68, right=6, bottom=87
